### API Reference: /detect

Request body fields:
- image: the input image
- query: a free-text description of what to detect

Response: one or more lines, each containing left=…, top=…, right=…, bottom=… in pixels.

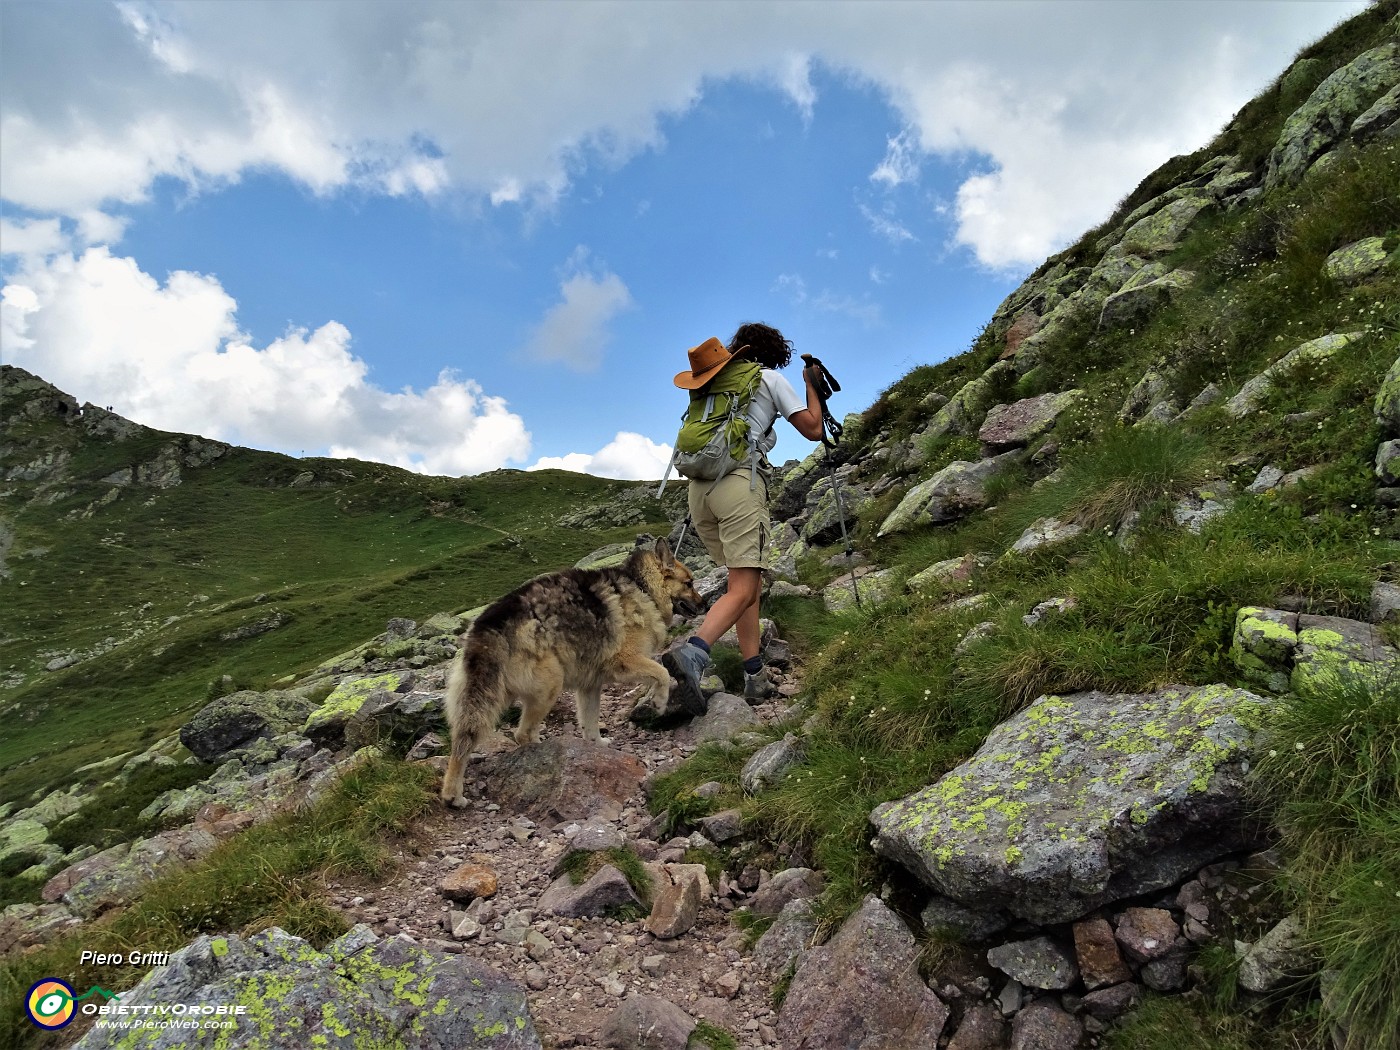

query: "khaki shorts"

left=688, top=470, right=771, bottom=570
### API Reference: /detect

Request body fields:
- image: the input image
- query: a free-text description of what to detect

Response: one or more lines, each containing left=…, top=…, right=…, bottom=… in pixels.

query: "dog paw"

left=447, top=795, right=470, bottom=809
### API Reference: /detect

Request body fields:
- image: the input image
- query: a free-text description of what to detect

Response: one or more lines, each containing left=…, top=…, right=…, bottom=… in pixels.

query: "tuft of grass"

left=689, top=1020, right=739, bottom=1050
left=1250, top=670, right=1400, bottom=1048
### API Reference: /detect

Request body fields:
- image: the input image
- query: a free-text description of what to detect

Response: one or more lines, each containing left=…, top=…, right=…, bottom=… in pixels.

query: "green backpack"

left=656, top=359, right=764, bottom=495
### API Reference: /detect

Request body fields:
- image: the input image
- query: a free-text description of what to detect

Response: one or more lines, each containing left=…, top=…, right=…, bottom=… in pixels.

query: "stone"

left=568, top=819, right=627, bottom=853
left=1009, top=999, right=1082, bottom=1050
left=1119, top=197, right=1213, bottom=256
left=871, top=685, right=1271, bottom=924
left=1246, top=466, right=1286, bottom=494
left=1377, top=355, right=1400, bottom=435
left=1100, top=269, right=1195, bottom=329
left=1142, top=951, right=1189, bottom=992
left=600, top=995, right=697, bottom=1050
left=752, top=898, right=819, bottom=976
left=698, top=808, right=742, bottom=844
left=70, top=925, right=540, bottom=1049
left=1376, top=440, right=1400, bottom=485
left=1238, top=915, right=1313, bottom=993
left=1023, top=597, right=1076, bottom=628
left=954, top=622, right=999, bottom=658
left=344, top=689, right=445, bottom=751
left=1266, top=42, right=1400, bottom=188
left=1008, top=517, right=1085, bottom=555
left=1114, top=907, right=1182, bottom=964
left=1172, top=494, right=1230, bottom=534
left=948, top=1003, right=1010, bottom=1050
left=1072, top=918, right=1131, bottom=990
left=1224, top=331, right=1368, bottom=417
left=1326, top=237, right=1392, bottom=285
left=878, top=450, right=1025, bottom=537
left=539, top=865, right=643, bottom=919
left=978, top=391, right=1084, bottom=453
left=986, top=937, right=1079, bottom=991
left=749, top=867, right=825, bottom=917
left=1229, top=606, right=1300, bottom=694
left=645, top=874, right=702, bottom=940
left=1352, top=83, right=1400, bottom=143
left=672, top=693, right=762, bottom=746
left=1081, top=982, right=1140, bottom=1020
left=1291, top=613, right=1400, bottom=695
left=1119, top=369, right=1174, bottom=424
left=909, top=554, right=980, bottom=594
left=921, top=894, right=1010, bottom=943
left=823, top=567, right=899, bottom=613
left=50, top=829, right=218, bottom=918
left=741, top=733, right=804, bottom=795
left=438, top=861, right=499, bottom=903
left=476, top=738, right=647, bottom=823
left=302, top=671, right=414, bottom=747
left=776, top=896, right=949, bottom=1050
left=1370, top=581, right=1400, bottom=624
left=179, top=689, right=317, bottom=762
left=800, top=476, right=874, bottom=547
left=920, top=362, right=1019, bottom=440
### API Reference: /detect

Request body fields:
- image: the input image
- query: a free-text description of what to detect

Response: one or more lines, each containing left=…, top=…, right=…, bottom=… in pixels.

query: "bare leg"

left=695, top=567, right=762, bottom=656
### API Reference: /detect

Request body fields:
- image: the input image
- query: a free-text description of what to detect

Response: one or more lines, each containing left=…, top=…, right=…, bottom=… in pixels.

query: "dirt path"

left=327, top=680, right=796, bottom=1050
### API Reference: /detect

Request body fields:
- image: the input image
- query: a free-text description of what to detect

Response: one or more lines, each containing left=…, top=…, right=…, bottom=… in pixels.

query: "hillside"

left=0, top=370, right=680, bottom=804
left=2, top=4, right=1399, bottom=1049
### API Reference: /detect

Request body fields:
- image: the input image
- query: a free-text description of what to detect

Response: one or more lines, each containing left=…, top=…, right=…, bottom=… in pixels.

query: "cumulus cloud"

left=0, top=247, right=530, bottom=476
left=0, top=1, right=1365, bottom=267
left=521, top=249, right=635, bottom=372
left=529, top=432, right=673, bottom=481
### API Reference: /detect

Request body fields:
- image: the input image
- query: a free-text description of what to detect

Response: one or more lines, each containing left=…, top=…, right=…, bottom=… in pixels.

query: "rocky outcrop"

left=878, top=451, right=1025, bottom=537
left=1229, top=607, right=1400, bottom=695
left=871, top=685, right=1271, bottom=924
left=179, top=689, right=319, bottom=763
left=978, top=391, right=1083, bottom=453
left=776, top=896, right=949, bottom=1049
left=1224, top=330, right=1369, bottom=417
left=71, top=925, right=541, bottom=1049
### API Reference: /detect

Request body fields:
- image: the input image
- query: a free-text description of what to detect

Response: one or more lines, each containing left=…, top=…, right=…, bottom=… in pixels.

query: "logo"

left=26, top=979, right=76, bottom=1030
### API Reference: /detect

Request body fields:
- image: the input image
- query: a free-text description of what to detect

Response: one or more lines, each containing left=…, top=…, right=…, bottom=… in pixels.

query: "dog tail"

left=440, top=635, right=505, bottom=805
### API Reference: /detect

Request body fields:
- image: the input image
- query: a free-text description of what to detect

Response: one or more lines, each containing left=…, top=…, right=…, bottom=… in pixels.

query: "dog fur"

left=440, top=538, right=703, bottom=807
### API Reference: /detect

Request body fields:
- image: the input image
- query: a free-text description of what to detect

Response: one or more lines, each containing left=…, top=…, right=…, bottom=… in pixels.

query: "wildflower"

left=1295, top=742, right=1305, bottom=750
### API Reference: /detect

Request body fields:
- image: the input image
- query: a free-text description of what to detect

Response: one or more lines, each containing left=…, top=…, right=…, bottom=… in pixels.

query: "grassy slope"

left=0, top=417, right=670, bottom=804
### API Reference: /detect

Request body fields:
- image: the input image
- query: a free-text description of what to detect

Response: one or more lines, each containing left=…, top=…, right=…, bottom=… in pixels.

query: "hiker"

left=662, top=322, right=825, bottom=712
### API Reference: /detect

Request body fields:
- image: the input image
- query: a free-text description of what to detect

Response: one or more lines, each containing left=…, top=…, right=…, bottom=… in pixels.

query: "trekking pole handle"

left=800, top=354, right=843, bottom=449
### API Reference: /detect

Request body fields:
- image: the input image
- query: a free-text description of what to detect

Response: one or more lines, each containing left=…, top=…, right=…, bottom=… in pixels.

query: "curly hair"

left=727, top=322, right=793, bottom=370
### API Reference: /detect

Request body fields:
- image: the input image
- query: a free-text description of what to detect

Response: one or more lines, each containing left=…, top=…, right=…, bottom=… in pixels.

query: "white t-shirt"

left=746, top=369, right=805, bottom=458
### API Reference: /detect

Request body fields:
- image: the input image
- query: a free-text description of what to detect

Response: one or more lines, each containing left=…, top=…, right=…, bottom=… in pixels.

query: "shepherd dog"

left=440, top=538, right=704, bottom=807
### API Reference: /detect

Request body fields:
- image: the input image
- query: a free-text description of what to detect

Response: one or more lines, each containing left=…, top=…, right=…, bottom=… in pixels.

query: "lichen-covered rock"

left=72, top=925, right=540, bottom=1049
left=878, top=451, right=1025, bottom=537
left=823, top=567, right=898, bottom=613
left=180, top=689, right=318, bottom=763
left=303, top=671, right=415, bottom=747
left=1375, top=354, right=1400, bottom=435
left=978, top=390, right=1084, bottom=452
left=1008, top=517, right=1085, bottom=555
left=1118, top=369, right=1174, bottom=424
left=800, top=475, right=873, bottom=546
left=1352, top=82, right=1400, bottom=143
left=1291, top=614, right=1400, bottom=694
left=986, top=936, right=1079, bottom=990
left=921, top=361, right=1018, bottom=440
left=1376, top=439, right=1400, bottom=485
left=1266, top=42, right=1400, bottom=188
left=1224, top=330, right=1368, bottom=417
left=1100, top=268, right=1195, bottom=329
left=0, top=817, right=50, bottom=867
left=1229, top=607, right=1300, bottom=693
left=1325, top=237, right=1393, bottom=285
left=1119, top=197, right=1213, bottom=256
left=344, top=689, right=445, bottom=751
left=1238, top=915, right=1314, bottom=993
left=48, top=828, right=218, bottom=918
left=908, top=553, right=980, bottom=594
left=776, top=896, right=949, bottom=1050
left=870, top=685, right=1271, bottom=924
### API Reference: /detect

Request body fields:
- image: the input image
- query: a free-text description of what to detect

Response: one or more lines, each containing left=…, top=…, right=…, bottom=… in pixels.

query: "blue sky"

left=0, top=0, right=1368, bottom=478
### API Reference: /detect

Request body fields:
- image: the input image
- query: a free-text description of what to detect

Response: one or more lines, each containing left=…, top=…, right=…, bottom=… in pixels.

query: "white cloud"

left=0, top=247, right=531, bottom=476
left=774, top=271, right=879, bottom=325
left=521, top=249, right=635, bottom=372
left=530, top=432, right=673, bottom=481
left=0, top=2, right=1367, bottom=265
left=858, top=203, right=916, bottom=245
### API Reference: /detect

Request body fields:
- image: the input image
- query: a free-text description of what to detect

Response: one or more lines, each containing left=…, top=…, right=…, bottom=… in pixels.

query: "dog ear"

left=654, top=538, right=673, bottom=565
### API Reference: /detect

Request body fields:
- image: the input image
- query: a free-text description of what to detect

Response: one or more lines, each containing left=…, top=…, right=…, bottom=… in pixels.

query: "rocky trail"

left=326, top=672, right=803, bottom=1050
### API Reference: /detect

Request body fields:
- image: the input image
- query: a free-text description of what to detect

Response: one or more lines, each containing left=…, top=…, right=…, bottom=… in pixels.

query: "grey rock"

left=1370, top=581, right=1400, bottom=624
left=1081, top=982, right=1140, bottom=1020
left=48, top=828, right=218, bottom=918
left=600, top=995, right=697, bottom=1050
left=749, top=867, right=825, bottom=917
left=1292, top=614, right=1400, bottom=694
left=71, top=925, right=540, bottom=1049
left=878, top=450, right=1026, bottom=537
left=1352, top=83, right=1400, bottom=143
left=921, top=362, right=1019, bottom=440
left=978, top=391, right=1084, bottom=453
left=948, top=1003, right=1010, bottom=1050
left=1247, top=465, right=1286, bottom=494
left=568, top=819, right=627, bottom=853
left=698, top=808, right=743, bottom=844
left=1326, top=237, right=1393, bottom=285
left=921, top=894, right=1010, bottom=943
left=673, top=693, right=761, bottom=746
left=1172, top=494, right=1230, bottom=534
left=1009, top=999, right=1082, bottom=1050
left=1238, top=915, right=1314, bottom=993
left=954, top=621, right=999, bottom=658
left=180, top=689, right=317, bottom=763
left=1229, top=607, right=1299, bottom=694
left=871, top=685, right=1272, bottom=924
left=539, top=865, right=643, bottom=919
left=1023, top=597, right=1076, bottom=628
left=986, top=937, right=1079, bottom=990
left=1119, top=197, right=1213, bottom=256
left=344, top=689, right=445, bottom=751
left=1100, top=268, right=1195, bottom=329
left=1224, top=331, right=1368, bottom=417
left=908, top=554, right=980, bottom=594
left=1114, top=907, right=1182, bottom=964
left=741, top=733, right=804, bottom=795
left=823, top=567, right=898, bottom=614
left=1376, top=439, right=1400, bottom=485
left=752, top=898, right=819, bottom=976
left=777, top=896, right=949, bottom=1050
left=1009, top=517, right=1085, bottom=555
left=1377, top=354, right=1400, bottom=435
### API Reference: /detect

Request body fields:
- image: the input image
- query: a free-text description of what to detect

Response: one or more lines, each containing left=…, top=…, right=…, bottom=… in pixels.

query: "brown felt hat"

left=673, top=337, right=749, bottom=390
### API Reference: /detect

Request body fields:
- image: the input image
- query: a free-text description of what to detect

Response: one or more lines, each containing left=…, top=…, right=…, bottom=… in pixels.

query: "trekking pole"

left=800, top=355, right=862, bottom=611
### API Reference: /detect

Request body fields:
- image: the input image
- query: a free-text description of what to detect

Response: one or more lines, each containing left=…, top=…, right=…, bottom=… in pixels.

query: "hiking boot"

left=662, top=641, right=711, bottom=717
left=743, top=667, right=777, bottom=703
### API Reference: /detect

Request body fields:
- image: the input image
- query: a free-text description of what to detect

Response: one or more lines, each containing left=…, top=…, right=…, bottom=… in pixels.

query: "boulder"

left=1100, top=268, right=1195, bottom=329
left=1008, top=517, right=1085, bottom=556
left=600, top=996, right=697, bottom=1050
left=1325, top=237, right=1393, bottom=285
left=749, top=867, right=825, bottom=918
left=1072, top=918, right=1131, bottom=990
left=1229, top=607, right=1299, bottom=694
left=1377, top=440, right=1400, bottom=485
left=1376, top=354, right=1400, bottom=435
left=921, top=893, right=1010, bottom=943
left=539, top=865, right=644, bottom=919
left=71, top=925, right=540, bottom=1050
left=1266, top=42, right=1400, bottom=188
left=823, top=567, right=898, bottom=613
left=878, top=451, right=1025, bottom=537
left=180, top=689, right=317, bottom=763
left=776, top=896, right=949, bottom=1050
left=344, top=689, right=445, bottom=751
left=1351, top=82, right=1400, bottom=143
left=1009, top=999, right=1082, bottom=1050
left=801, top=476, right=873, bottom=546
left=1115, top=907, right=1183, bottom=964
left=908, top=553, right=980, bottom=594
left=46, top=829, right=218, bottom=918
left=920, top=361, right=1018, bottom=440
left=478, top=739, right=647, bottom=823
left=672, top=693, right=762, bottom=747
left=752, top=898, right=819, bottom=976
left=303, top=671, right=415, bottom=747
left=1291, top=613, right=1400, bottom=694
left=1119, top=197, right=1213, bottom=256
left=1224, top=331, right=1368, bottom=417
left=644, top=871, right=701, bottom=939
left=870, top=685, right=1271, bottom=924
left=1238, top=915, right=1314, bottom=993
left=978, top=391, right=1084, bottom=453
left=948, top=1003, right=1009, bottom=1050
